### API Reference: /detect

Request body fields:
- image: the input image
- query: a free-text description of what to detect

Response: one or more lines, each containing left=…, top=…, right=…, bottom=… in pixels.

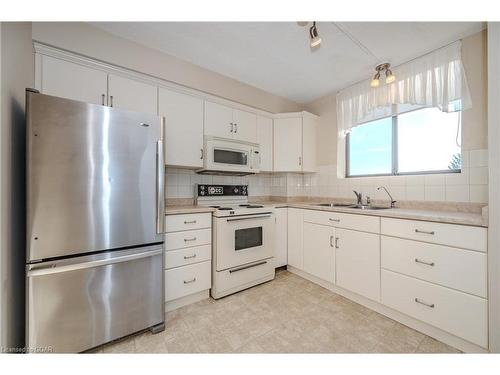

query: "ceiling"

left=90, top=22, right=485, bottom=104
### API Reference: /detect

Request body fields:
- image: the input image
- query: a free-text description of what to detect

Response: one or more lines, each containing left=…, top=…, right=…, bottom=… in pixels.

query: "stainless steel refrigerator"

left=25, top=89, right=165, bottom=353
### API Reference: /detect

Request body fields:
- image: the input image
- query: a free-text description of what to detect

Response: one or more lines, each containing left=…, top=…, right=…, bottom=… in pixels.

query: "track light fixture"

left=371, top=63, right=395, bottom=87
left=309, top=22, right=322, bottom=49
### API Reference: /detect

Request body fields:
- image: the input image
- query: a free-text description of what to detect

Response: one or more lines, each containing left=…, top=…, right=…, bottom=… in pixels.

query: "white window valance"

left=336, top=40, right=471, bottom=178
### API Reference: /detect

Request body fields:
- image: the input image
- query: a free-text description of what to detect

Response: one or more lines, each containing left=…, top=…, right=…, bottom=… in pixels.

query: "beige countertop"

left=165, top=200, right=488, bottom=227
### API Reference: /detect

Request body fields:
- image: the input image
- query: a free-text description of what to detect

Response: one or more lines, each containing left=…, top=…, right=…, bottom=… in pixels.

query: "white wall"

left=0, top=22, right=34, bottom=350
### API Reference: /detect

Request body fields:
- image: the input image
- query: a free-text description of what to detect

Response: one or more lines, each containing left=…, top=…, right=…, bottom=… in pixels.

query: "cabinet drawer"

left=381, top=218, right=487, bottom=252
left=165, top=228, right=211, bottom=251
left=165, top=261, right=211, bottom=301
left=381, top=270, right=488, bottom=348
left=165, top=245, right=212, bottom=270
left=303, top=209, right=379, bottom=233
left=165, top=213, right=211, bottom=233
left=381, top=236, right=487, bottom=297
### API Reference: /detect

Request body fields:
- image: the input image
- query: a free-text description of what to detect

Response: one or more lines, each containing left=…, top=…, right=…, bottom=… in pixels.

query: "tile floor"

left=91, top=270, right=460, bottom=353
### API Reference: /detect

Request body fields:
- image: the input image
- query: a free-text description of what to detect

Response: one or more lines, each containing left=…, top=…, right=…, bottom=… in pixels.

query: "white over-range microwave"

left=197, top=137, right=260, bottom=175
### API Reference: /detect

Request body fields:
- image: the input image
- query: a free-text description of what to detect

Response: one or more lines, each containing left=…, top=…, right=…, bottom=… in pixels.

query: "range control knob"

left=233, top=187, right=239, bottom=194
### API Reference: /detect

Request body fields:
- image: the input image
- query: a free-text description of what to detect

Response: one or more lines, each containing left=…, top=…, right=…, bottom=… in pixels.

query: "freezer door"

left=26, top=245, right=164, bottom=353
left=27, top=91, right=165, bottom=261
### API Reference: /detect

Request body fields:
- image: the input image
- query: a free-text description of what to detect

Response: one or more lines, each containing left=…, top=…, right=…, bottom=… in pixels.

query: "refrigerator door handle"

left=156, top=139, right=165, bottom=234
left=27, top=248, right=163, bottom=277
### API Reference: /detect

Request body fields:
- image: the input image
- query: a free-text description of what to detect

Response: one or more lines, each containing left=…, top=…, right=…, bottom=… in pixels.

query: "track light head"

left=309, top=22, right=321, bottom=49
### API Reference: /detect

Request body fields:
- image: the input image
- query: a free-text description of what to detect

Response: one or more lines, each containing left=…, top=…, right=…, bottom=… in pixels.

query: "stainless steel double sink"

left=315, top=203, right=391, bottom=210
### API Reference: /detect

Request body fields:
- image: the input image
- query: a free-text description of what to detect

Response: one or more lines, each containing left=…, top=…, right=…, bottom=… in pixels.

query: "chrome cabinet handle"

left=230, top=123, right=234, bottom=132
left=415, top=229, right=435, bottom=235
left=183, top=277, right=196, bottom=284
left=414, top=298, right=435, bottom=308
left=184, top=254, right=197, bottom=260
left=335, top=237, right=339, bottom=249
left=184, top=237, right=197, bottom=242
left=109, top=95, right=114, bottom=107
left=330, top=235, right=334, bottom=247
left=234, top=123, right=238, bottom=133
left=415, top=258, right=435, bottom=267
left=298, top=156, right=302, bottom=166
left=101, top=94, right=105, bottom=105
left=184, top=220, right=197, bottom=224
left=200, top=148, right=203, bottom=159
left=329, top=218, right=340, bottom=222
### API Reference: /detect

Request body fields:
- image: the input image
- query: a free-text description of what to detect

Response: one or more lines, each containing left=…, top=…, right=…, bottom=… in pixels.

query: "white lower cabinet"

left=164, top=213, right=212, bottom=309
left=287, top=208, right=304, bottom=269
left=381, top=269, right=488, bottom=348
left=335, top=228, right=380, bottom=301
left=274, top=207, right=288, bottom=268
left=302, top=222, right=335, bottom=283
left=165, top=261, right=211, bottom=302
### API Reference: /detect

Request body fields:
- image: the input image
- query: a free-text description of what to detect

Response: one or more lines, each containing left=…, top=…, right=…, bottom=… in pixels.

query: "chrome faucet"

left=353, top=190, right=363, bottom=205
left=377, top=186, right=396, bottom=208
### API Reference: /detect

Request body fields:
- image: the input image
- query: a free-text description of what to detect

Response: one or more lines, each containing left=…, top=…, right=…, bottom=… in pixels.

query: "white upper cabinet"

left=302, top=113, right=318, bottom=173
left=40, top=55, right=107, bottom=105
left=159, top=88, right=204, bottom=168
left=204, top=101, right=233, bottom=139
left=273, top=117, right=302, bottom=172
left=232, top=108, right=257, bottom=143
left=256, top=115, right=273, bottom=172
left=204, top=101, right=257, bottom=143
left=303, top=222, right=335, bottom=283
left=107, top=74, right=157, bottom=114
left=273, top=112, right=317, bottom=172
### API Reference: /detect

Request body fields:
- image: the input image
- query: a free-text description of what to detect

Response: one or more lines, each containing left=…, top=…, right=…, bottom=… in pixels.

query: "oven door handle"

left=226, top=213, right=273, bottom=222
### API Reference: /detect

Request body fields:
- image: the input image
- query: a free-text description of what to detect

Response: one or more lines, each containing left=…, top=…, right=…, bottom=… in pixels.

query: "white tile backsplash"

left=165, top=148, right=488, bottom=204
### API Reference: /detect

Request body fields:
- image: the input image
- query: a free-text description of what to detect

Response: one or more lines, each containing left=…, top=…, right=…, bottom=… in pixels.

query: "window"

left=346, top=107, right=461, bottom=177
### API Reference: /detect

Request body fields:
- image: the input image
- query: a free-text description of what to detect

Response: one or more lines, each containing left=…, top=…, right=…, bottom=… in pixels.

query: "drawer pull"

left=414, top=258, right=435, bottom=267
left=415, top=229, right=435, bottom=235
left=329, top=218, right=340, bottom=222
left=184, top=237, right=197, bottom=242
left=183, top=277, right=197, bottom=284
left=184, top=220, right=197, bottom=224
left=184, top=254, right=197, bottom=260
left=414, top=298, right=435, bottom=308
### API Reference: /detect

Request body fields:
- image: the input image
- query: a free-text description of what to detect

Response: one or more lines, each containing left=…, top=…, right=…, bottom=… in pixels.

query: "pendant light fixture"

left=371, top=63, right=395, bottom=87
left=309, top=22, right=322, bottom=48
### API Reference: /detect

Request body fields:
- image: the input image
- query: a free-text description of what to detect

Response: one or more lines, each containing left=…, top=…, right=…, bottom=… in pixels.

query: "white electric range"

left=196, top=184, right=276, bottom=299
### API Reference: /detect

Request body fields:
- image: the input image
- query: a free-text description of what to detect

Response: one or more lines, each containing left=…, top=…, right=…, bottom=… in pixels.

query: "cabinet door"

left=274, top=208, right=288, bottom=268
left=302, top=114, right=317, bottom=172
left=273, top=117, right=302, bottom=172
left=40, top=55, right=107, bottom=105
left=303, top=222, right=335, bottom=283
left=257, top=115, right=273, bottom=172
left=287, top=208, right=303, bottom=269
left=108, top=74, right=158, bottom=114
left=232, top=108, right=257, bottom=143
left=159, top=88, right=204, bottom=168
left=204, top=101, right=233, bottom=139
left=336, top=228, right=380, bottom=301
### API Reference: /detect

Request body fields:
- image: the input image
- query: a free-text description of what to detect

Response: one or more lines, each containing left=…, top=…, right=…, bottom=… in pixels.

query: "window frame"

left=345, top=108, right=462, bottom=178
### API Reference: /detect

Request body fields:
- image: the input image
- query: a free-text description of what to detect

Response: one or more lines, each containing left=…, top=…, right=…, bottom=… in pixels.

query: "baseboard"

left=165, top=289, right=210, bottom=312
left=287, top=266, right=488, bottom=353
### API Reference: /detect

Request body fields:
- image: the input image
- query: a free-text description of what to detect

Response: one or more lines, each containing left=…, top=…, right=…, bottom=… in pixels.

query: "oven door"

left=214, top=213, right=275, bottom=271
left=205, top=138, right=253, bottom=173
